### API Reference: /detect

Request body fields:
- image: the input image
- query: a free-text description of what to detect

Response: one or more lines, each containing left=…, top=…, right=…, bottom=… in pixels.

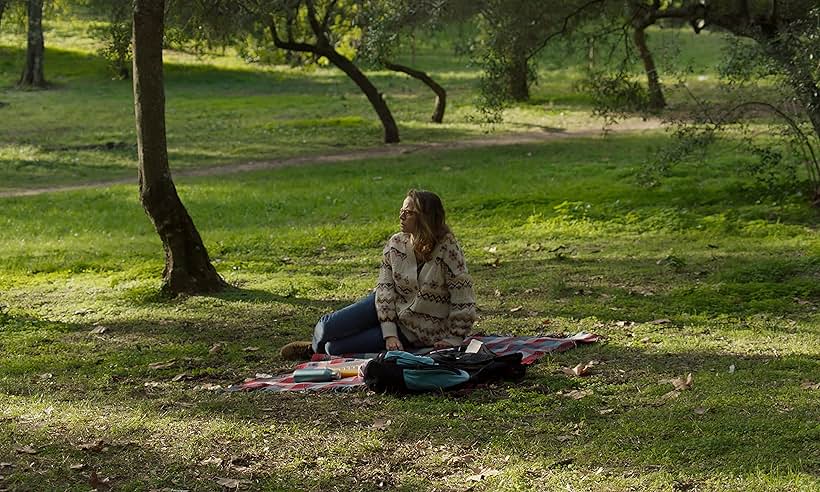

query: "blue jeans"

left=312, top=293, right=409, bottom=355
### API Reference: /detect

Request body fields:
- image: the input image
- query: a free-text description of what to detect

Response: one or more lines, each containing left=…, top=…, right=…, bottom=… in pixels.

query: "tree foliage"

left=361, top=0, right=459, bottom=122
left=651, top=1, right=820, bottom=203
left=86, top=0, right=131, bottom=79
left=247, top=0, right=400, bottom=143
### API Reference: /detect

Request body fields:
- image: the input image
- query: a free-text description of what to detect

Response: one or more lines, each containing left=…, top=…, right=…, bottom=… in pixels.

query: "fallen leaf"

left=669, top=373, right=694, bottom=391
left=242, top=346, right=259, bottom=352
left=200, top=457, right=223, bottom=466
left=466, top=468, right=500, bottom=482
left=800, top=381, right=820, bottom=390
left=639, top=337, right=651, bottom=343
left=194, top=383, right=223, bottom=392
left=209, top=343, right=223, bottom=355
left=598, top=408, right=614, bottom=415
left=371, top=418, right=392, bottom=430
left=650, top=319, right=671, bottom=324
left=89, top=326, right=108, bottom=335
left=215, top=477, right=250, bottom=489
left=693, top=407, right=708, bottom=415
left=254, top=373, right=274, bottom=379
left=494, top=289, right=502, bottom=297
left=556, top=435, right=574, bottom=442
left=509, top=305, right=523, bottom=313
left=548, top=457, right=574, bottom=468
left=15, top=445, right=38, bottom=455
left=70, top=463, right=86, bottom=470
left=144, top=382, right=162, bottom=388
left=446, top=453, right=475, bottom=465
left=565, top=389, right=592, bottom=400
left=39, top=373, right=53, bottom=380
left=0, top=462, right=12, bottom=468
left=77, top=439, right=106, bottom=452
left=561, top=361, right=595, bottom=377
left=487, top=246, right=497, bottom=253
left=171, top=373, right=187, bottom=382
left=662, top=390, right=680, bottom=400
left=728, top=364, right=735, bottom=374
left=148, top=359, right=176, bottom=370
left=89, top=470, right=111, bottom=491
left=215, top=477, right=240, bottom=488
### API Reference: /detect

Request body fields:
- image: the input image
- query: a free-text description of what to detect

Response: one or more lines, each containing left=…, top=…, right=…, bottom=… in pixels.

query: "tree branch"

left=304, top=0, right=328, bottom=47
left=267, top=14, right=319, bottom=54
left=321, top=0, right=339, bottom=31
left=725, top=101, right=820, bottom=181
left=526, top=0, right=607, bottom=62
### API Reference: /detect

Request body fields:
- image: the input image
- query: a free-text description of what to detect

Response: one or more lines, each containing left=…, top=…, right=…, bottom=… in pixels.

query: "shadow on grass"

left=473, top=251, right=818, bottom=324
left=1, top=331, right=817, bottom=490
left=0, top=419, right=315, bottom=490
left=207, top=286, right=349, bottom=311
left=0, top=44, right=473, bottom=100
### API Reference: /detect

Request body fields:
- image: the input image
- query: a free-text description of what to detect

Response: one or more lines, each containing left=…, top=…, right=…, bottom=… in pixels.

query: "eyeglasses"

left=399, top=208, right=418, bottom=219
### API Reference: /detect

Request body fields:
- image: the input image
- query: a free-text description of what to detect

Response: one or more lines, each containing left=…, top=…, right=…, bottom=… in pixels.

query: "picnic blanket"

left=229, top=332, right=600, bottom=393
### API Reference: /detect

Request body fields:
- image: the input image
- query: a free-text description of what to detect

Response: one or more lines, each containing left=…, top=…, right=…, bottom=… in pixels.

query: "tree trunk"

left=633, top=23, right=666, bottom=111
left=508, top=52, right=529, bottom=102
left=0, top=1, right=8, bottom=31
left=323, top=49, right=400, bottom=143
left=383, top=60, right=446, bottom=123
left=132, top=0, right=227, bottom=295
left=19, top=0, right=46, bottom=88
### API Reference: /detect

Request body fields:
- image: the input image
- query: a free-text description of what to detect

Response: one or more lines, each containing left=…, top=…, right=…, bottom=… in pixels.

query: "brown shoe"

left=280, top=341, right=314, bottom=360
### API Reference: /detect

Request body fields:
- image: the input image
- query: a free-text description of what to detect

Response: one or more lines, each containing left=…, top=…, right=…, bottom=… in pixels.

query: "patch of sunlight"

left=0, top=145, right=43, bottom=161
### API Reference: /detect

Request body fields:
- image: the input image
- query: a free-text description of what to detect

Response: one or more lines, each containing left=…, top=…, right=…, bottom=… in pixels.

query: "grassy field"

left=1, top=14, right=819, bottom=492
left=1, top=17, right=748, bottom=192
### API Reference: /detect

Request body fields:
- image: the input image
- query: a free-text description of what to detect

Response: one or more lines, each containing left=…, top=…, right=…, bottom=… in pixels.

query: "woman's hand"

left=385, top=336, right=403, bottom=351
left=433, top=340, right=454, bottom=350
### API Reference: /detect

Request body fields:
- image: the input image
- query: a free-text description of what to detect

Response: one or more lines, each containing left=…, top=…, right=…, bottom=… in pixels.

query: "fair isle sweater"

left=376, top=232, right=477, bottom=347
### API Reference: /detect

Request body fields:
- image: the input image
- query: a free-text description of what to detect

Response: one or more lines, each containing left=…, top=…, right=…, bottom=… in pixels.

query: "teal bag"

left=363, top=351, right=470, bottom=392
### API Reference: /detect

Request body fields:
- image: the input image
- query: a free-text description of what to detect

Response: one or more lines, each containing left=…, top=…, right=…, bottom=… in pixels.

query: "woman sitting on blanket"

left=280, top=189, right=477, bottom=359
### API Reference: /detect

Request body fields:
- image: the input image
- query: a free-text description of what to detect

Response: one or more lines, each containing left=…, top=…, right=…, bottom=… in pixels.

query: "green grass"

left=1, top=134, right=818, bottom=491
left=1, top=15, right=819, bottom=492
left=1, top=17, right=759, bottom=192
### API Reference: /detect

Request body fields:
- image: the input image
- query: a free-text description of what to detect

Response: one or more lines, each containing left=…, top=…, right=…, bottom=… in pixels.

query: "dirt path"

left=0, top=118, right=664, bottom=198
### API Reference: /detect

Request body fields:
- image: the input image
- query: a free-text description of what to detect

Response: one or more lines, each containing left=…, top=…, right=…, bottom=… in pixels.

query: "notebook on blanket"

left=229, top=332, right=600, bottom=393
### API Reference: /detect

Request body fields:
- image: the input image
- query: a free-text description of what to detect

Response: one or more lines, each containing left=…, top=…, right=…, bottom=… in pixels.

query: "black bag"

left=362, top=344, right=526, bottom=394
left=431, top=344, right=526, bottom=385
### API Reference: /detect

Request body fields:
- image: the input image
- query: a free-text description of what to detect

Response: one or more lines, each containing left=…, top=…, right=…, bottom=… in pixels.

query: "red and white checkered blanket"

left=233, top=356, right=369, bottom=393
left=229, top=332, right=600, bottom=393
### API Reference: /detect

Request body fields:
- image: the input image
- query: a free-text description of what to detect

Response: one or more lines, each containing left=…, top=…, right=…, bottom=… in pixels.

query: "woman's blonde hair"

left=407, top=189, right=451, bottom=260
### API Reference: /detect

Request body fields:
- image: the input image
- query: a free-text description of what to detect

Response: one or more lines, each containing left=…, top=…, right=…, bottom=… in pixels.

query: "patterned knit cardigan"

left=376, top=232, right=477, bottom=346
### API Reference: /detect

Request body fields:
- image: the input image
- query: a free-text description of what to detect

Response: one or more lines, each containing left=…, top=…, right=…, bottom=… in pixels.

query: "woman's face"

left=400, top=196, right=419, bottom=234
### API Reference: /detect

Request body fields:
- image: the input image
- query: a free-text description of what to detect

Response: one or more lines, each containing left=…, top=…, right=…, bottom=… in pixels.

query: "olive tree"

left=132, top=0, right=228, bottom=294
